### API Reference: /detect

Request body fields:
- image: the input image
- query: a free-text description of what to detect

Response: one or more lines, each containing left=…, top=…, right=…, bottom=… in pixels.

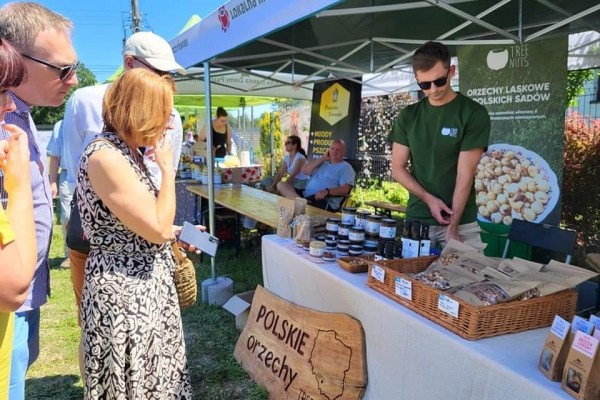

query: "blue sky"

left=35, top=0, right=225, bottom=83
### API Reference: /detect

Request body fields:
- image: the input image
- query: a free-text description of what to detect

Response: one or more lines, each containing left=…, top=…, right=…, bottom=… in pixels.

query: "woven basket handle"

left=171, top=242, right=187, bottom=264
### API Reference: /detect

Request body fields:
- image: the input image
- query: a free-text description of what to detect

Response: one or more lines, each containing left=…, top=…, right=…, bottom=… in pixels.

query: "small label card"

left=371, top=265, right=385, bottom=283
left=394, top=277, right=412, bottom=301
left=438, top=294, right=459, bottom=318
left=572, top=330, right=600, bottom=359
left=550, top=315, right=571, bottom=340
left=572, top=315, right=594, bottom=335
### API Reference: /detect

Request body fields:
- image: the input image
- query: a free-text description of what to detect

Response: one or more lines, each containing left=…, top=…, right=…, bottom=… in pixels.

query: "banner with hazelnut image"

left=457, top=37, right=567, bottom=227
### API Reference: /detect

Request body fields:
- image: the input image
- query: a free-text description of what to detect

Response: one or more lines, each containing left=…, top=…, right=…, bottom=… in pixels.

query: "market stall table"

left=186, top=184, right=337, bottom=228
left=365, top=200, right=407, bottom=217
left=261, top=235, right=571, bottom=400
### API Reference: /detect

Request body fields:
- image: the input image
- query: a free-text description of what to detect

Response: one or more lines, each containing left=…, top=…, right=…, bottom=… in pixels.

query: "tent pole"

left=270, top=109, right=275, bottom=175
left=518, top=0, right=523, bottom=43
left=203, top=61, right=217, bottom=283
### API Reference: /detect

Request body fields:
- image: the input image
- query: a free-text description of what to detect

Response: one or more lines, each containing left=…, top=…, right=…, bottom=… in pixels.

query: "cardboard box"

left=223, top=290, right=256, bottom=330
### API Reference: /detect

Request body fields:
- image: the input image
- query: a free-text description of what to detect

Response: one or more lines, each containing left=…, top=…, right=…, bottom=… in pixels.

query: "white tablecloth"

left=261, top=235, right=570, bottom=400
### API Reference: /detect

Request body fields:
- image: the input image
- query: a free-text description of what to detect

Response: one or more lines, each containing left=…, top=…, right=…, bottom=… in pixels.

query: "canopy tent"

left=170, top=0, right=600, bottom=94
left=105, top=15, right=312, bottom=111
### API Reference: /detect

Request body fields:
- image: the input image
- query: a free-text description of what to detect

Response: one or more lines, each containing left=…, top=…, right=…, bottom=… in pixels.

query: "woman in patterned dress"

left=76, top=68, right=191, bottom=399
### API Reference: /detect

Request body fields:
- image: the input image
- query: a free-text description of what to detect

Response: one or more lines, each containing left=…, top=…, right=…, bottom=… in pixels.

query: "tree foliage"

left=561, top=111, right=600, bottom=254
left=258, top=111, right=283, bottom=176
left=30, top=63, right=97, bottom=126
left=565, top=69, right=596, bottom=108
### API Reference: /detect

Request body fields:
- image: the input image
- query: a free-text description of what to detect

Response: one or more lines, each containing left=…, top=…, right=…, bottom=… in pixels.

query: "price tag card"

left=437, top=294, right=459, bottom=318
left=550, top=315, right=570, bottom=340
left=394, top=277, right=412, bottom=301
left=589, top=315, right=600, bottom=330
left=371, top=265, right=385, bottom=283
left=572, top=330, right=599, bottom=359
left=572, top=315, right=594, bottom=335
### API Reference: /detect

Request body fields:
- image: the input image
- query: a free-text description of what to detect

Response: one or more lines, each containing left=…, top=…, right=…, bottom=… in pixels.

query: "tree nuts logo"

left=486, top=49, right=509, bottom=70
left=218, top=6, right=230, bottom=32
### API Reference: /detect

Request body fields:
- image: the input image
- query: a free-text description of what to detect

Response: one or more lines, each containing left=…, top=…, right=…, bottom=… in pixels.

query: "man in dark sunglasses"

left=388, top=41, right=490, bottom=249
left=0, top=3, right=79, bottom=399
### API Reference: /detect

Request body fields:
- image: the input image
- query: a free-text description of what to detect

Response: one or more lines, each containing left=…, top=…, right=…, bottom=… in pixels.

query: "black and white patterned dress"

left=77, top=133, right=192, bottom=399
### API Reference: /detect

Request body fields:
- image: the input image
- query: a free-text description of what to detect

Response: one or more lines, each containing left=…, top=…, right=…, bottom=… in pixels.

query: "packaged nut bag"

left=518, top=260, right=598, bottom=300
left=276, top=197, right=295, bottom=238
left=414, top=240, right=498, bottom=290
left=497, top=257, right=544, bottom=278
left=539, top=315, right=572, bottom=381
left=293, top=215, right=312, bottom=246
left=452, top=279, right=540, bottom=306
left=562, top=330, right=600, bottom=399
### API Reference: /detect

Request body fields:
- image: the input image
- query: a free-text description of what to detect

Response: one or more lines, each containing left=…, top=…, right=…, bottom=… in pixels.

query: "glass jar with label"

left=379, top=218, right=398, bottom=240
left=326, top=218, right=341, bottom=235
left=365, top=215, right=382, bottom=235
left=337, top=223, right=352, bottom=240
left=355, top=210, right=371, bottom=229
left=341, top=207, right=357, bottom=226
left=348, top=226, right=365, bottom=242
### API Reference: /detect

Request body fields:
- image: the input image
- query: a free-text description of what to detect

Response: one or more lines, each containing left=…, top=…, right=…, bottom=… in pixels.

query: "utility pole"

left=131, top=0, right=141, bottom=32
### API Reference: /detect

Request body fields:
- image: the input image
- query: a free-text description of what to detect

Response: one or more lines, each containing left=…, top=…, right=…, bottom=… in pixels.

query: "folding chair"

left=501, top=219, right=576, bottom=263
left=502, top=219, right=598, bottom=314
left=323, top=158, right=363, bottom=212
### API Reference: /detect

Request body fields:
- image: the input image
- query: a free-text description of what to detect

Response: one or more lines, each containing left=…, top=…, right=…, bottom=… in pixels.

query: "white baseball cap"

left=123, top=31, right=186, bottom=75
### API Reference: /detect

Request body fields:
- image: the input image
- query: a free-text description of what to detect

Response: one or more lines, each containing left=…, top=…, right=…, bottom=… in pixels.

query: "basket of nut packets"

left=366, top=240, right=592, bottom=340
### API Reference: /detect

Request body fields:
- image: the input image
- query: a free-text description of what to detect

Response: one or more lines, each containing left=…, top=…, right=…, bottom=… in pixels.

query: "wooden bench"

left=364, top=200, right=406, bottom=218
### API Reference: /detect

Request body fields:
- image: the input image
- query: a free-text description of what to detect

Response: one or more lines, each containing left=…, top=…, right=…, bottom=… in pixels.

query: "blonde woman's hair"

left=0, top=2, right=73, bottom=53
left=102, top=69, right=174, bottom=146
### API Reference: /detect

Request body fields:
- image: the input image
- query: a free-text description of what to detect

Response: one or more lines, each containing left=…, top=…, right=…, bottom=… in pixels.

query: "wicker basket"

left=172, top=243, right=197, bottom=309
left=367, top=256, right=578, bottom=340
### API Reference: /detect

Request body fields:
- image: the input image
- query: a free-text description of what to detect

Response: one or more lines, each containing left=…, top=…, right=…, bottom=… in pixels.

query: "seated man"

left=278, top=139, right=356, bottom=211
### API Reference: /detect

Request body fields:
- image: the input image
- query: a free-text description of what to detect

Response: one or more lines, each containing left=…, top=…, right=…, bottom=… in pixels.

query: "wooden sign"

left=234, top=285, right=367, bottom=399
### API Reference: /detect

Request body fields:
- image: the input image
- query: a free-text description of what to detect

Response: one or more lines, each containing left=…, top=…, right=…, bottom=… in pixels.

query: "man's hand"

left=50, top=182, right=58, bottom=198
left=426, top=196, right=453, bottom=225
left=173, top=224, right=206, bottom=254
left=315, top=189, right=328, bottom=201
left=444, top=225, right=461, bottom=244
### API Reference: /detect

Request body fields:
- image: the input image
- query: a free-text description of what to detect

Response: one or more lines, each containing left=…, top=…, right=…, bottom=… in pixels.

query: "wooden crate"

left=367, top=256, right=578, bottom=340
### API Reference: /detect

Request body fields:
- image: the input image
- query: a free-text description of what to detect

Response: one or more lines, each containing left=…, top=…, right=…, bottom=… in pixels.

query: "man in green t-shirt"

left=388, top=41, right=490, bottom=248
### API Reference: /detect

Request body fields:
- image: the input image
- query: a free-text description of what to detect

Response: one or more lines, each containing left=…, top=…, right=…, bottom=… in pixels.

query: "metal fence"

left=356, top=93, right=417, bottom=185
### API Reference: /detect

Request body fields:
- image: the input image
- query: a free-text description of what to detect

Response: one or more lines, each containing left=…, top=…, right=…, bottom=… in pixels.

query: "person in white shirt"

left=265, top=135, right=309, bottom=195
left=61, top=31, right=185, bottom=378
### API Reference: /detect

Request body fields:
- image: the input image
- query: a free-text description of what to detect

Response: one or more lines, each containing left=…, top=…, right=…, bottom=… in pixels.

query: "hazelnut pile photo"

left=475, top=148, right=552, bottom=225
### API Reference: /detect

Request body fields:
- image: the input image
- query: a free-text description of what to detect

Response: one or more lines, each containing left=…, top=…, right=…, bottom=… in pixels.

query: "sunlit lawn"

left=25, top=220, right=267, bottom=399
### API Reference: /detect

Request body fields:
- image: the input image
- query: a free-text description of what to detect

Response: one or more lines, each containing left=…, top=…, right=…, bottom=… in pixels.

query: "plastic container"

left=365, top=215, right=382, bottom=235
left=341, top=207, right=357, bottom=226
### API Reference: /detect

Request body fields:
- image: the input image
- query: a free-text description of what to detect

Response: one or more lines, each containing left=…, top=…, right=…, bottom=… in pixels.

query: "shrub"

left=561, top=111, right=600, bottom=255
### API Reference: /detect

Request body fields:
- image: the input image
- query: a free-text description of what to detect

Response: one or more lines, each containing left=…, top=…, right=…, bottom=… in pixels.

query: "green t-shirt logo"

left=441, top=127, right=459, bottom=137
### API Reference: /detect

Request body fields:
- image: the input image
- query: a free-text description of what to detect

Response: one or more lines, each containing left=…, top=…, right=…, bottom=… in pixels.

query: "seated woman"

left=77, top=69, right=191, bottom=398
left=264, top=135, right=309, bottom=195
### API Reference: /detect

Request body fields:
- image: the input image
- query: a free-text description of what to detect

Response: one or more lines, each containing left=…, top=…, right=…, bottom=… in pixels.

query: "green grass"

left=25, top=221, right=267, bottom=399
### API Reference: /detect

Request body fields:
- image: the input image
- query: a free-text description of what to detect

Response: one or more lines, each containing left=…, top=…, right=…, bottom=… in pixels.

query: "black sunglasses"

left=417, top=73, right=449, bottom=90
left=132, top=56, right=172, bottom=77
left=21, top=53, right=79, bottom=81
